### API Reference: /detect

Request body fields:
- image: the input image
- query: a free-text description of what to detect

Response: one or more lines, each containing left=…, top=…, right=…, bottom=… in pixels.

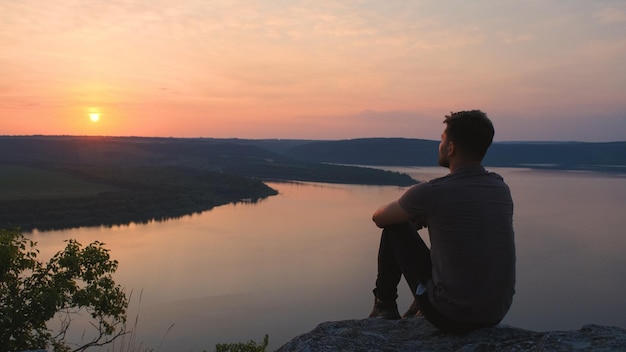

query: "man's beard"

left=438, top=155, right=449, bottom=168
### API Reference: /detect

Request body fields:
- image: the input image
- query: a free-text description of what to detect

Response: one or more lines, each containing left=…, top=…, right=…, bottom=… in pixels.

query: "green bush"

left=0, top=228, right=129, bottom=351
left=213, top=334, right=269, bottom=352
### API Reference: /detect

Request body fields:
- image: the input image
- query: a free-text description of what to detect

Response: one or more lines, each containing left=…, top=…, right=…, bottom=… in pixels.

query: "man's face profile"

left=438, top=129, right=451, bottom=168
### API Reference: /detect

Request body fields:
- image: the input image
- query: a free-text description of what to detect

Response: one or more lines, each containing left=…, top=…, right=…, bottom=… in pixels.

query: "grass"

left=0, top=165, right=119, bottom=201
left=106, top=290, right=174, bottom=352
left=106, top=290, right=268, bottom=352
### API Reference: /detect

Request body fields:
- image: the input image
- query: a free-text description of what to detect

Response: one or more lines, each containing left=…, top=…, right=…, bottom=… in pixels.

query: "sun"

left=89, top=113, right=100, bottom=122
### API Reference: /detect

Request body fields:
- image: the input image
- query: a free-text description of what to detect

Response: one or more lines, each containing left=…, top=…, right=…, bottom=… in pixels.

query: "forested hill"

left=0, top=136, right=417, bottom=231
left=3, top=135, right=622, bottom=231
left=278, top=138, right=626, bottom=173
left=3, top=136, right=624, bottom=174
left=0, top=136, right=416, bottom=186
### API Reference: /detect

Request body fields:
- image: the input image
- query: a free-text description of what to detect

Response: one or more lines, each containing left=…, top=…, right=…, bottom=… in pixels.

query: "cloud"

left=594, top=5, right=626, bottom=24
left=1, top=0, right=625, bottom=140
left=285, top=109, right=444, bottom=140
left=498, top=32, right=534, bottom=44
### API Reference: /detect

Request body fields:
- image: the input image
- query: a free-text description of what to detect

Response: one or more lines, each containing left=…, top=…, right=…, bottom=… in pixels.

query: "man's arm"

left=372, top=200, right=412, bottom=228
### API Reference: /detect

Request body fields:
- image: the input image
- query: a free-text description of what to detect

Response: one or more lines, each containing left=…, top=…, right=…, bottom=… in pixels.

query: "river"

left=29, top=167, right=626, bottom=351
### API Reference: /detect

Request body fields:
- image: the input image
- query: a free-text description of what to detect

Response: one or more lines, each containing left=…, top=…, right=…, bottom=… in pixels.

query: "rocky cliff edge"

left=276, top=317, right=626, bottom=352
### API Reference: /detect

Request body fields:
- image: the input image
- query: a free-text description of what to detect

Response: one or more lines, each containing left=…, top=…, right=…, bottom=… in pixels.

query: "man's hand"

left=412, top=216, right=428, bottom=230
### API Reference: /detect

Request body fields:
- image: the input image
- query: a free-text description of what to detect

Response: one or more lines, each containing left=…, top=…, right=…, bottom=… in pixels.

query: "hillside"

left=278, top=138, right=626, bottom=173
left=0, top=164, right=278, bottom=231
left=0, top=136, right=417, bottom=231
left=0, top=136, right=417, bottom=186
left=3, top=135, right=623, bottom=231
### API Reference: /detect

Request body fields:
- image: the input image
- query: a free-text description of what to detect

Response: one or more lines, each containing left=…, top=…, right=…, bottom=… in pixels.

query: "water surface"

left=30, top=167, right=626, bottom=351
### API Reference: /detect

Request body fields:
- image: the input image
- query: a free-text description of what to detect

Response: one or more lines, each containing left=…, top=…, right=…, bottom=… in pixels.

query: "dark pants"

left=373, top=222, right=496, bottom=334
left=373, top=222, right=431, bottom=302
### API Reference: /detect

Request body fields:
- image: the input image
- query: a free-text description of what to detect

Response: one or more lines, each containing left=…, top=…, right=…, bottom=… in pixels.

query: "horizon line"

left=1, top=134, right=625, bottom=144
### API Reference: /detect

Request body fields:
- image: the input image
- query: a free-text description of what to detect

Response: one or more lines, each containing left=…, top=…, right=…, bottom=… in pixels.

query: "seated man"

left=369, top=110, right=515, bottom=334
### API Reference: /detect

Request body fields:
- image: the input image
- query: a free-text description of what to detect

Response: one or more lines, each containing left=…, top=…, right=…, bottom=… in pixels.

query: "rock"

left=275, top=317, right=626, bottom=352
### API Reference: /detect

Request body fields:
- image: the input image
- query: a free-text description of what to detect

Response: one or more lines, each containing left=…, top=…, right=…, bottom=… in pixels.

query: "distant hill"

left=485, top=142, right=626, bottom=172
left=0, top=164, right=278, bottom=231
left=0, top=136, right=418, bottom=231
left=3, top=135, right=625, bottom=175
left=0, top=136, right=417, bottom=186
left=3, top=135, right=622, bottom=231
left=281, top=138, right=439, bottom=166
left=273, top=138, right=626, bottom=173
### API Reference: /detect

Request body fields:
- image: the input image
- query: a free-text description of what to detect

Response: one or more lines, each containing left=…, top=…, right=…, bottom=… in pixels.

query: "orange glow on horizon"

left=1, top=1, right=624, bottom=141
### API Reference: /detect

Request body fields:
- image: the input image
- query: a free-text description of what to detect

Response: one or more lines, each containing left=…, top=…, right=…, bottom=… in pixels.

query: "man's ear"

left=447, top=141, right=456, bottom=157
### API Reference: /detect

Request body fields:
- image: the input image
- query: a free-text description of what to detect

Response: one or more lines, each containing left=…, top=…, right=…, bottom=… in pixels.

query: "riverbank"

left=0, top=164, right=278, bottom=231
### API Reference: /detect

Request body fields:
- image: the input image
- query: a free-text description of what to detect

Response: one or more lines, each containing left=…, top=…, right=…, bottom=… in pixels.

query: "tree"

left=0, top=228, right=129, bottom=352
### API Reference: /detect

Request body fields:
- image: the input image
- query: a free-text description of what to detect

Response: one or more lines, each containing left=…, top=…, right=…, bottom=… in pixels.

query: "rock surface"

left=276, top=317, right=626, bottom=352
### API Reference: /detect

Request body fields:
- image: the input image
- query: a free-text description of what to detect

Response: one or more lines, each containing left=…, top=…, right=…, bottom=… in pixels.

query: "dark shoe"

left=369, top=298, right=401, bottom=320
left=402, top=298, right=422, bottom=318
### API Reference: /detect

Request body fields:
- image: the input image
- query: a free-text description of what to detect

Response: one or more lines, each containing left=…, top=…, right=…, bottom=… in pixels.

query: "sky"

left=1, top=0, right=625, bottom=141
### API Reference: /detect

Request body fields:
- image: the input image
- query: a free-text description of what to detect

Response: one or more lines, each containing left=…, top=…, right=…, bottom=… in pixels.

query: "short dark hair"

left=443, top=110, right=494, bottom=161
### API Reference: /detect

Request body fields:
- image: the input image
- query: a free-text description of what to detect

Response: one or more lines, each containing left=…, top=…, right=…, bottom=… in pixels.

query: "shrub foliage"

left=214, top=334, right=269, bottom=352
left=0, top=228, right=128, bottom=351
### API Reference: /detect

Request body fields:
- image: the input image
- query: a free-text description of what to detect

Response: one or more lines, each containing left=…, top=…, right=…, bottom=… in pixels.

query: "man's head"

left=438, top=110, right=494, bottom=168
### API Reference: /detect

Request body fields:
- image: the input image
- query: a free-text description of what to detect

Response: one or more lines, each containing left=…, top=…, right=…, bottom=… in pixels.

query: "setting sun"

left=89, top=113, right=100, bottom=122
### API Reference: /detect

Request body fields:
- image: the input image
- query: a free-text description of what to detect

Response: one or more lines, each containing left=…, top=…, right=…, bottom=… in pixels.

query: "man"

left=369, top=110, right=515, bottom=334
